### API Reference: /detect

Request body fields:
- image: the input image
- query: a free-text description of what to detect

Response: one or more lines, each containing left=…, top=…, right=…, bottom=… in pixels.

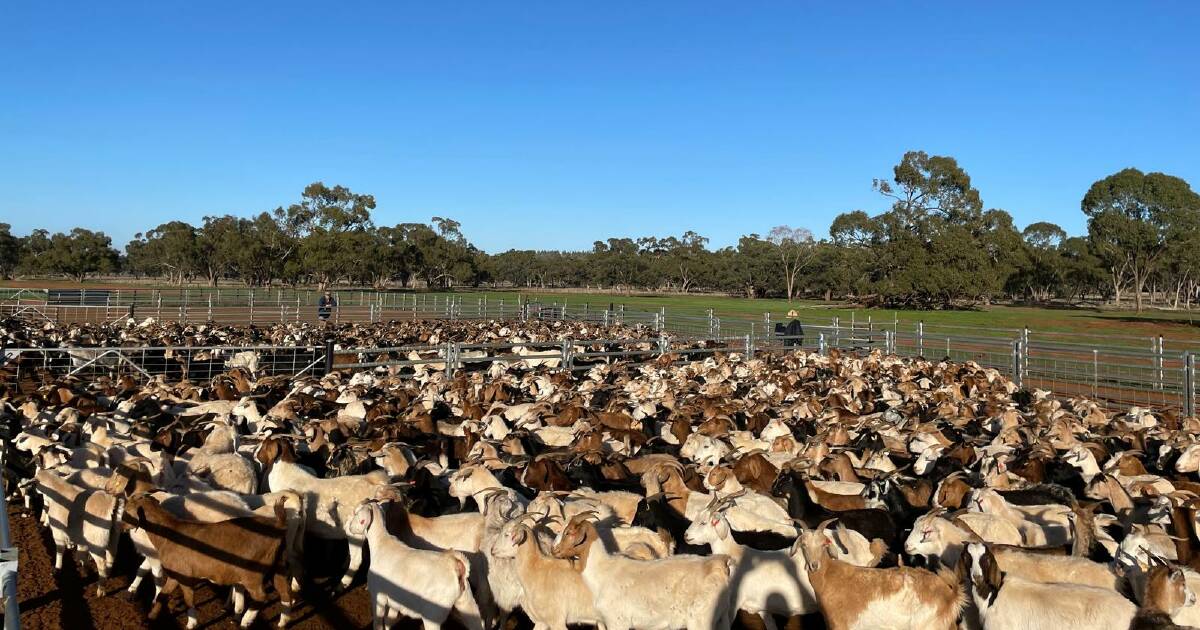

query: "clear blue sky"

left=2, top=2, right=1197, bottom=254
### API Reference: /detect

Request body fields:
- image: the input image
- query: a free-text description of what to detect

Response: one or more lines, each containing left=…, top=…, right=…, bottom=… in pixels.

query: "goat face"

left=684, top=509, right=730, bottom=547
left=348, top=501, right=379, bottom=537
left=1176, top=444, right=1200, bottom=474
left=903, top=512, right=948, bottom=562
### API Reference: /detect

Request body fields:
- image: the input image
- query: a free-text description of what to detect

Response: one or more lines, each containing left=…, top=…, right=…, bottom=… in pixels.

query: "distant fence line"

left=3, top=286, right=1200, bottom=415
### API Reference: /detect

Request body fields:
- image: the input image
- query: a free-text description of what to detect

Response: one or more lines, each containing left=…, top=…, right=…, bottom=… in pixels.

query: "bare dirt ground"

left=11, top=503, right=378, bottom=630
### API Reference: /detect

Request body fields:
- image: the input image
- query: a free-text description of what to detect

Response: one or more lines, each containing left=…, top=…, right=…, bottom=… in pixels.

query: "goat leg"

left=179, top=584, right=199, bottom=630
left=127, top=570, right=144, bottom=594
left=339, top=535, right=365, bottom=589
left=273, top=572, right=294, bottom=628
left=148, top=577, right=179, bottom=620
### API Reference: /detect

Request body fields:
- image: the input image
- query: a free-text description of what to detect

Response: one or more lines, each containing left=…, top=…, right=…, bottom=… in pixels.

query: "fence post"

left=1012, top=339, right=1024, bottom=388
left=324, top=337, right=335, bottom=375
left=1093, top=349, right=1099, bottom=397
left=445, top=342, right=457, bottom=377
left=1185, top=353, right=1196, bottom=417
left=208, top=296, right=213, bottom=322
left=1022, top=326, right=1030, bottom=377
left=249, top=289, right=255, bottom=324
left=818, top=332, right=826, bottom=355
left=744, top=334, right=753, bottom=356
left=653, top=312, right=661, bottom=332
left=296, top=296, right=301, bottom=322
left=1156, top=335, right=1164, bottom=391
left=561, top=339, right=572, bottom=370
left=660, top=307, right=666, bottom=331
left=917, top=321, right=925, bottom=357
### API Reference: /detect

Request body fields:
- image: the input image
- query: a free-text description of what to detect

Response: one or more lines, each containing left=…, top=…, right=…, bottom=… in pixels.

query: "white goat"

left=551, top=514, right=735, bottom=630
left=349, top=501, right=484, bottom=630
left=962, top=542, right=1134, bottom=630
left=684, top=501, right=817, bottom=629
left=34, top=468, right=126, bottom=595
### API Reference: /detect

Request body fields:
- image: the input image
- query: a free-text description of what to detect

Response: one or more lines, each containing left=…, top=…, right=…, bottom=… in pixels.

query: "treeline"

left=2, top=151, right=1197, bottom=312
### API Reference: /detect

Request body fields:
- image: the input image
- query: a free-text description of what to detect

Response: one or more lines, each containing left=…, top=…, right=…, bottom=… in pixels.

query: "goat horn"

left=513, top=513, right=541, bottom=526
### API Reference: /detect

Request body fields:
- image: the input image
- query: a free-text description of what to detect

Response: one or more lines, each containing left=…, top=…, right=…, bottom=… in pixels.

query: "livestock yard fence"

left=3, top=287, right=1200, bottom=415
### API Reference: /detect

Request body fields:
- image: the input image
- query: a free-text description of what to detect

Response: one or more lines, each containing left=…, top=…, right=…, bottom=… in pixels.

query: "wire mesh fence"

left=4, top=287, right=1198, bottom=413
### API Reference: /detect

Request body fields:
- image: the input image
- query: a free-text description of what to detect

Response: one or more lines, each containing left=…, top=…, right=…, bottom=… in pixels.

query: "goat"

left=128, top=493, right=294, bottom=629
left=489, top=513, right=604, bottom=630
left=961, top=542, right=1135, bottom=630
left=967, top=488, right=1072, bottom=548
left=1131, top=565, right=1198, bottom=630
left=905, top=510, right=1119, bottom=589
left=683, top=497, right=818, bottom=629
left=552, top=512, right=735, bottom=630
left=797, top=524, right=963, bottom=630
left=349, top=501, right=483, bottom=630
left=257, top=436, right=389, bottom=588
left=33, top=468, right=125, bottom=595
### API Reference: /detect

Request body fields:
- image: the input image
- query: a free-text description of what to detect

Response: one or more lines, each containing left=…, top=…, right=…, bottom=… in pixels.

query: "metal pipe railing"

left=0, top=450, right=21, bottom=630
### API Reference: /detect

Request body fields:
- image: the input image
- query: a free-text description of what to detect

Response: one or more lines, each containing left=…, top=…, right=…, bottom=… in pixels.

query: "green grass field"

left=456, top=290, right=1200, bottom=344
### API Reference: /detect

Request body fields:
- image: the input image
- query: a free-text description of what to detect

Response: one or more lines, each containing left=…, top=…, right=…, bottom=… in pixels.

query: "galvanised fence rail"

left=4, top=287, right=1200, bottom=414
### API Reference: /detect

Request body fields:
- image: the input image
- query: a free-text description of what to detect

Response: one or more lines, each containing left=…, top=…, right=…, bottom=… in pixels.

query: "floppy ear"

left=978, top=549, right=1004, bottom=606
left=956, top=547, right=974, bottom=588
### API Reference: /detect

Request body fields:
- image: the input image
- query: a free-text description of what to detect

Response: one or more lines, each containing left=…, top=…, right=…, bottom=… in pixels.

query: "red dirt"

left=11, top=503, right=374, bottom=630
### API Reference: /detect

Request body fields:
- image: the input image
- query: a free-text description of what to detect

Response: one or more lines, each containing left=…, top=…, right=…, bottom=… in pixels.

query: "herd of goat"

left=5, top=316, right=1200, bottom=629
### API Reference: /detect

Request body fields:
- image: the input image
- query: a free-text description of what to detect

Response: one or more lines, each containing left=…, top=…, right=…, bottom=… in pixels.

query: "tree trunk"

left=1134, top=270, right=1145, bottom=313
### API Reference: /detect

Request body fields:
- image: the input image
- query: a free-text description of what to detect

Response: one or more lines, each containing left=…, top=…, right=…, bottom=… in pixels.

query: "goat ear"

left=979, top=549, right=1004, bottom=603
left=956, top=547, right=974, bottom=584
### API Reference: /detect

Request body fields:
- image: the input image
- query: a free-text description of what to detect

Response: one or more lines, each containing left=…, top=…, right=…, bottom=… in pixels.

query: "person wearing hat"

left=779, top=310, right=804, bottom=347
left=318, top=290, right=338, bottom=322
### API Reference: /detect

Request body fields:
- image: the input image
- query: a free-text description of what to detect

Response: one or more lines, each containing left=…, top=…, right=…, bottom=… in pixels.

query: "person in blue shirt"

left=318, top=291, right=338, bottom=321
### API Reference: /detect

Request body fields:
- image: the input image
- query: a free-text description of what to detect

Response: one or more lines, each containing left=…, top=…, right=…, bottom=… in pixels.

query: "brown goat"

left=1131, top=565, right=1196, bottom=630
left=129, top=493, right=294, bottom=628
left=731, top=451, right=779, bottom=495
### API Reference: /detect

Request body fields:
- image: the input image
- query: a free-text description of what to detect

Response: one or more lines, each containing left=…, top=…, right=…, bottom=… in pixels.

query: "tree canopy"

left=4, top=160, right=1196, bottom=311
